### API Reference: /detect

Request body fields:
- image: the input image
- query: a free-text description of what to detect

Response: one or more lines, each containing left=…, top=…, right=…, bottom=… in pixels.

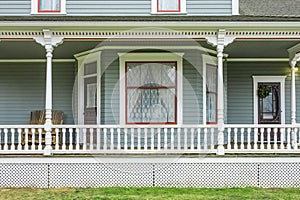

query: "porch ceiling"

left=0, top=40, right=299, bottom=59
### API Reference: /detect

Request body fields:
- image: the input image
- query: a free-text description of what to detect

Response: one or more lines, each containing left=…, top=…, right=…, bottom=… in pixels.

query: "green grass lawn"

left=0, top=187, right=300, bottom=200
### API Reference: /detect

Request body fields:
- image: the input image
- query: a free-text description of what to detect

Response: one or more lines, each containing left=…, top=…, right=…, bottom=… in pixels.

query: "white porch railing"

left=0, top=124, right=300, bottom=155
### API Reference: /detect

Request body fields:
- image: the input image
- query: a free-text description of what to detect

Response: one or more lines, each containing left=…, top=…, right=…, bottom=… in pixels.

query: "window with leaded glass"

left=126, top=62, right=177, bottom=124
left=206, top=64, right=217, bottom=124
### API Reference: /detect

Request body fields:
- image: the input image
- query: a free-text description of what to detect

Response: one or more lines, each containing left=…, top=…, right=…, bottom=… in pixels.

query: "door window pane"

left=206, top=64, right=217, bottom=124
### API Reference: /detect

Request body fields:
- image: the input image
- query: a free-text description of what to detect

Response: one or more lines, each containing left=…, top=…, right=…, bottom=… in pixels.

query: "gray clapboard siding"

left=0, top=0, right=232, bottom=16
left=0, top=62, right=75, bottom=125
left=227, top=62, right=291, bottom=124
left=187, top=0, right=232, bottom=16
left=0, top=0, right=31, bottom=16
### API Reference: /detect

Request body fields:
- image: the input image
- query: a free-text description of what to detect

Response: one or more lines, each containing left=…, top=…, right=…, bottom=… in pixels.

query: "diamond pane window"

left=206, top=64, right=217, bottom=124
left=126, top=62, right=177, bottom=124
left=39, top=0, right=60, bottom=12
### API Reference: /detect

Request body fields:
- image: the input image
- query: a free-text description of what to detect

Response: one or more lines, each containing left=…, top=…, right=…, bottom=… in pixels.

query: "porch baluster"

left=150, top=128, right=154, bottom=151
left=177, top=128, right=181, bottom=150
left=97, top=128, right=101, bottom=151
left=124, top=128, right=128, bottom=150
left=227, top=128, right=231, bottom=150
left=253, top=128, right=258, bottom=150
left=75, top=128, right=80, bottom=151
left=274, top=128, right=278, bottom=150
left=267, top=128, right=271, bottom=150
left=210, top=128, right=214, bottom=150
left=137, top=128, right=141, bottom=151
left=110, top=128, right=114, bottom=150
left=24, top=128, right=29, bottom=151
left=171, top=128, right=175, bottom=150
left=280, top=128, right=285, bottom=150
left=117, top=128, right=121, bottom=150
left=184, top=128, right=188, bottom=151
left=62, top=128, right=66, bottom=151
left=197, top=128, right=201, bottom=150
left=287, top=128, right=291, bottom=150
left=103, top=128, right=107, bottom=151
left=234, top=128, right=238, bottom=150
left=247, top=128, right=251, bottom=150
left=240, top=128, right=244, bottom=150
left=144, top=128, right=147, bottom=150
left=69, top=128, right=73, bottom=150
left=164, top=128, right=168, bottom=150
left=11, top=129, right=15, bottom=150
left=17, top=128, right=22, bottom=151
left=31, top=128, right=35, bottom=150
left=55, top=128, right=59, bottom=150
left=3, top=128, right=8, bottom=151
left=204, top=128, right=208, bottom=150
left=157, top=128, right=161, bottom=150
left=294, top=128, right=298, bottom=150
left=82, top=128, right=87, bottom=151
left=90, top=128, right=94, bottom=151
left=260, top=128, right=264, bottom=150
left=191, top=128, right=195, bottom=150
left=131, top=128, right=134, bottom=150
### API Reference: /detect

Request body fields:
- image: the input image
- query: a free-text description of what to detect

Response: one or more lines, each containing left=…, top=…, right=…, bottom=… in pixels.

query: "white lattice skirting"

left=0, top=157, right=300, bottom=188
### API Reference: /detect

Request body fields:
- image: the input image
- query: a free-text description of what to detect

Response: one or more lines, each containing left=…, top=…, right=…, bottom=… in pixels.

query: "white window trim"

left=118, top=52, right=184, bottom=126
left=252, top=76, right=286, bottom=124
left=232, top=0, right=239, bottom=15
left=76, top=51, right=101, bottom=125
left=151, top=0, right=187, bottom=14
left=31, top=0, right=66, bottom=15
left=202, top=54, right=218, bottom=125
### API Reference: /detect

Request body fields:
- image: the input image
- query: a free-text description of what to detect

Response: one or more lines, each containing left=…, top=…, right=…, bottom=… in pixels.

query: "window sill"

left=150, top=12, right=187, bottom=15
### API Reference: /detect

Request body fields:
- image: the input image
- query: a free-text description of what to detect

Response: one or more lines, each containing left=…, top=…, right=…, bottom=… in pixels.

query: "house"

left=0, top=0, right=300, bottom=188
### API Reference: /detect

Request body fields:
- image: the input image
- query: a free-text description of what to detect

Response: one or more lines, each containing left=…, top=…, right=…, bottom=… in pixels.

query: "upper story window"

left=152, top=0, right=186, bottom=14
left=31, top=0, right=66, bottom=14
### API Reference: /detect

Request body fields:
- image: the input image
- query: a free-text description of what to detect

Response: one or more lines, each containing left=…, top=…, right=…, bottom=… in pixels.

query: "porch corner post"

left=291, top=53, right=300, bottom=149
left=217, top=43, right=225, bottom=156
left=34, top=29, right=63, bottom=156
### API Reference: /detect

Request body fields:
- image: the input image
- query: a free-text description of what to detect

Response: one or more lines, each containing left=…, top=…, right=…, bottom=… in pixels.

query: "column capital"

left=34, top=29, right=63, bottom=48
left=205, top=29, right=236, bottom=47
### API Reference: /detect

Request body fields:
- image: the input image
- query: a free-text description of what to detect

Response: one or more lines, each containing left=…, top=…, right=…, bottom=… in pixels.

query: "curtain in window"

left=127, top=63, right=176, bottom=123
left=158, top=0, right=179, bottom=11
left=40, top=0, right=60, bottom=11
left=206, top=64, right=217, bottom=123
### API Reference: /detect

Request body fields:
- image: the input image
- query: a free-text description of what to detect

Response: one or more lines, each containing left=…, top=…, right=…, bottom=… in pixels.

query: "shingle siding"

left=240, top=0, right=300, bottom=17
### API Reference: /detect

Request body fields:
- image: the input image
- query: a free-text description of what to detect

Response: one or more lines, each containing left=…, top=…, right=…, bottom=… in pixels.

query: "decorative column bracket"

left=206, top=29, right=235, bottom=156
left=34, top=29, right=63, bottom=156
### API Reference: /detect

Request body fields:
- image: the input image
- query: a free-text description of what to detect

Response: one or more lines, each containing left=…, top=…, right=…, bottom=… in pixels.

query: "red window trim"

left=38, top=0, right=61, bottom=13
left=157, top=0, right=181, bottom=12
left=125, top=61, right=177, bottom=125
left=206, top=64, right=218, bottom=125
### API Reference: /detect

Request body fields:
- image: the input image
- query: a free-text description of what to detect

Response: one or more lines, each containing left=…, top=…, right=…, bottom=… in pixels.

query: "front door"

left=258, top=82, right=281, bottom=124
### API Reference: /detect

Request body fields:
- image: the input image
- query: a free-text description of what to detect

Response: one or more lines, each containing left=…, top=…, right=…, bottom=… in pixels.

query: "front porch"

left=1, top=124, right=300, bottom=155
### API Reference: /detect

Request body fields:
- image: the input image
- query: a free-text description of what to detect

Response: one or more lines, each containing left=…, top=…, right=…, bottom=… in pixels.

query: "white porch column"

left=291, top=53, right=300, bottom=125
left=34, top=30, right=63, bottom=155
left=206, top=29, right=235, bottom=156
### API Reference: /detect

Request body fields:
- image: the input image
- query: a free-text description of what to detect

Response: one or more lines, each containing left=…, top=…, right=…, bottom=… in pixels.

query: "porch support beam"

left=291, top=53, right=300, bottom=124
left=34, top=29, right=63, bottom=156
left=206, top=29, right=236, bottom=156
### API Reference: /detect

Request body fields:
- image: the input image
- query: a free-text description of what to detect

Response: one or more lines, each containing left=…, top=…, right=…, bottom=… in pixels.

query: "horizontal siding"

left=0, top=1, right=31, bottom=16
left=0, top=0, right=232, bottom=16
left=0, top=62, right=75, bottom=125
left=187, top=0, right=232, bottom=16
left=227, top=62, right=291, bottom=124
